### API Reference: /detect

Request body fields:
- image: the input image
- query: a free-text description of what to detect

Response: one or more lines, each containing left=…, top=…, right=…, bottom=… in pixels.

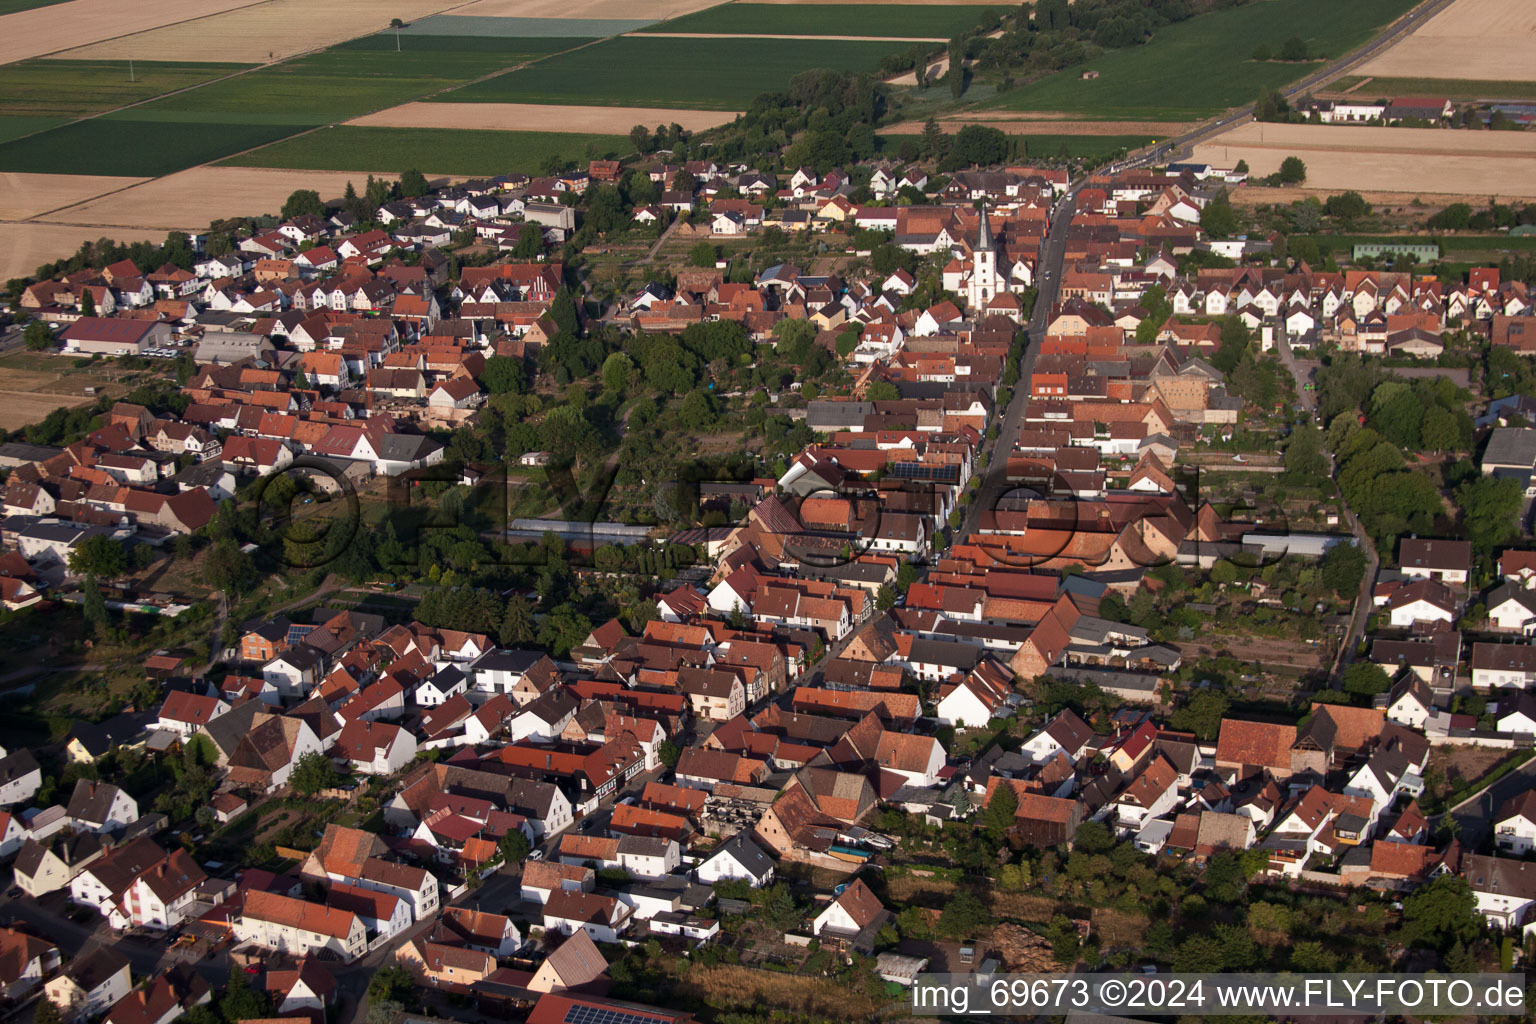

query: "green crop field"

left=0, top=0, right=69, bottom=14
left=638, top=3, right=998, bottom=38
left=0, top=115, right=64, bottom=145
left=1329, top=75, right=1536, bottom=101
left=0, top=117, right=302, bottom=176
left=981, top=0, right=1420, bottom=119
left=130, top=40, right=579, bottom=127
left=0, top=60, right=245, bottom=119
left=223, top=125, right=628, bottom=176
left=439, top=35, right=905, bottom=109
left=332, top=33, right=586, bottom=53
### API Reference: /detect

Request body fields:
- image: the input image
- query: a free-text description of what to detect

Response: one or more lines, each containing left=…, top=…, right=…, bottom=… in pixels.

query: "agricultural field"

left=224, top=125, right=628, bottom=176
left=0, top=59, right=243, bottom=119
left=0, top=0, right=68, bottom=14
left=1193, top=122, right=1536, bottom=199
left=56, top=0, right=472, bottom=64
left=0, top=115, right=63, bottom=144
left=31, top=167, right=383, bottom=232
left=0, top=0, right=256, bottom=66
left=440, top=35, right=904, bottom=109
left=0, top=116, right=302, bottom=176
left=635, top=3, right=996, bottom=37
left=1325, top=75, right=1536, bottom=101
left=127, top=38, right=579, bottom=127
left=876, top=130, right=1153, bottom=161
left=979, top=0, right=1420, bottom=120
left=1353, top=0, right=1536, bottom=83
left=0, top=223, right=161, bottom=282
left=396, top=14, right=656, bottom=37
left=350, top=101, right=740, bottom=134
left=0, top=172, right=148, bottom=220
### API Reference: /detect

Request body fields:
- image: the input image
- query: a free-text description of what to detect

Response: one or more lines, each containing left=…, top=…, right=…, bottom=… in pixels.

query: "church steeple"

left=975, top=203, right=995, bottom=252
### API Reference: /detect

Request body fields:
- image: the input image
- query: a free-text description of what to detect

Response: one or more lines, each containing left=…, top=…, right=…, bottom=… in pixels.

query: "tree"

left=1282, top=423, right=1327, bottom=482
left=204, top=540, right=254, bottom=593
left=34, top=996, right=62, bottom=1024
left=498, top=829, right=531, bottom=864
left=1456, top=475, right=1522, bottom=553
left=480, top=355, right=527, bottom=395
left=601, top=352, right=634, bottom=394
left=628, top=124, right=652, bottom=154
left=937, top=890, right=990, bottom=939
left=1321, top=541, right=1367, bottom=596
left=981, top=781, right=1018, bottom=838
left=399, top=168, right=429, bottom=198
left=865, top=381, right=900, bottom=401
left=500, top=595, right=536, bottom=646
left=23, top=320, right=52, bottom=351
left=876, top=584, right=897, bottom=611
left=220, top=965, right=270, bottom=1024
left=1201, top=191, right=1239, bottom=239
left=79, top=287, right=95, bottom=317
left=1251, top=43, right=1272, bottom=60
left=1047, top=915, right=1081, bottom=965
left=657, top=740, right=682, bottom=767
left=368, top=966, right=414, bottom=1005
left=947, top=44, right=965, bottom=99
left=688, top=241, right=717, bottom=267
left=1400, top=875, right=1480, bottom=950
left=1171, top=690, right=1229, bottom=740
left=289, top=751, right=339, bottom=796
left=68, top=534, right=127, bottom=578
left=1324, top=190, right=1368, bottom=226
left=1278, top=156, right=1308, bottom=184
left=1279, top=36, right=1308, bottom=61
left=281, top=189, right=325, bottom=220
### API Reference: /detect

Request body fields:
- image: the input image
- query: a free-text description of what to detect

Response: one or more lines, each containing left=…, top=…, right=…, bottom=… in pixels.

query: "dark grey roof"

left=708, top=832, right=773, bottom=877
left=200, top=699, right=265, bottom=757
left=470, top=648, right=545, bottom=673
left=66, top=779, right=126, bottom=826
left=0, top=749, right=39, bottom=785
left=375, top=433, right=444, bottom=463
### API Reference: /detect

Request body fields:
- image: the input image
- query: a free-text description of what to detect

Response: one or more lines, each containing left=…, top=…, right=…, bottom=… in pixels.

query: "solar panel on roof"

left=287, top=624, right=316, bottom=645
left=563, top=1005, right=668, bottom=1024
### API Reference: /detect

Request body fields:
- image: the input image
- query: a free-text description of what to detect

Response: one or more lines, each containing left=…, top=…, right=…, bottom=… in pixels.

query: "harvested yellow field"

left=0, top=173, right=149, bottom=221
left=1194, top=122, right=1536, bottom=200
left=0, top=222, right=163, bottom=282
left=349, top=102, right=741, bottom=134
left=59, top=0, right=470, bottom=63
left=36, top=166, right=384, bottom=232
left=1355, top=0, right=1536, bottom=82
left=0, top=0, right=257, bottom=66
left=449, top=0, right=721, bottom=16
left=0, top=392, right=94, bottom=431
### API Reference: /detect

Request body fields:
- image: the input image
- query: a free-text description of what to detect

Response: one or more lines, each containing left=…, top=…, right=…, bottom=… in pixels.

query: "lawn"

left=637, top=3, right=998, bottom=38
left=981, top=0, right=1421, bottom=119
left=1330, top=75, right=1536, bottom=102
left=0, top=59, right=245, bottom=119
left=224, top=125, right=628, bottom=176
left=440, top=35, right=906, bottom=109
left=0, top=116, right=305, bottom=176
left=130, top=41, right=578, bottom=126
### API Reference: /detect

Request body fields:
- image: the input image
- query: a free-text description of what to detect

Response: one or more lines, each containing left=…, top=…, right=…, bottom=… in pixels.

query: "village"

left=0, top=93, right=1534, bottom=1024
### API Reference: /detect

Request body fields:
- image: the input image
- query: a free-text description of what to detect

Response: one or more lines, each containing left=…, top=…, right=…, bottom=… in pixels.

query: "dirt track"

left=1355, top=0, right=1536, bottom=82
left=1195, top=121, right=1536, bottom=199
left=349, top=101, right=741, bottom=133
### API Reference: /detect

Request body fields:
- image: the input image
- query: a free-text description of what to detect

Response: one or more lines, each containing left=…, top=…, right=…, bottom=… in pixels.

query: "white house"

left=332, top=720, right=417, bottom=776
left=694, top=833, right=775, bottom=888
left=234, top=891, right=368, bottom=962
left=1019, top=710, right=1093, bottom=765
left=1466, top=855, right=1536, bottom=934
left=1384, top=580, right=1456, bottom=628
left=1385, top=676, right=1434, bottom=730
left=615, top=835, right=679, bottom=881
left=810, top=879, right=887, bottom=951
left=542, top=891, right=632, bottom=944
left=1496, top=791, right=1536, bottom=856
left=64, top=780, right=138, bottom=835
left=0, top=751, right=42, bottom=808
left=1498, top=693, right=1536, bottom=736
left=1489, top=583, right=1536, bottom=634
